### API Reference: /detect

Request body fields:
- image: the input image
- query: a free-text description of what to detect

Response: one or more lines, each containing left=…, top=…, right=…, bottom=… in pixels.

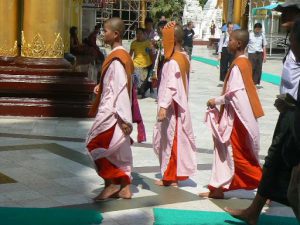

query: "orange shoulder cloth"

left=89, top=48, right=134, bottom=117
left=171, top=51, right=190, bottom=93
left=223, top=57, right=264, bottom=119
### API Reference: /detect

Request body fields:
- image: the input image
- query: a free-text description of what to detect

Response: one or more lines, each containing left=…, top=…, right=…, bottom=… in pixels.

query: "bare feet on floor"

left=93, top=184, right=119, bottom=201
left=199, top=189, right=224, bottom=199
left=224, top=207, right=258, bottom=225
left=154, top=180, right=178, bottom=187
left=117, top=185, right=132, bottom=199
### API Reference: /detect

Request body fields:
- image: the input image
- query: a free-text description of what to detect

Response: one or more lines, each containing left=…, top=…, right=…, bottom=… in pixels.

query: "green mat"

left=192, top=56, right=219, bottom=67
left=192, top=56, right=281, bottom=86
left=153, top=208, right=298, bottom=225
left=0, top=207, right=103, bottom=225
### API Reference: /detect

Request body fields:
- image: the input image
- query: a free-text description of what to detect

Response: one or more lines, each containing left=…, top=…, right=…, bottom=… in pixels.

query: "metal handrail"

left=265, top=34, right=288, bottom=56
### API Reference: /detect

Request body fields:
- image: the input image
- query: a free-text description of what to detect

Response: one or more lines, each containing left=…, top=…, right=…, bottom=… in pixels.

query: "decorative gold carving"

left=21, top=31, right=64, bottom=58
left=241, top=0, right=249, bottom=15
left=0, top=41, right=18, bottom=57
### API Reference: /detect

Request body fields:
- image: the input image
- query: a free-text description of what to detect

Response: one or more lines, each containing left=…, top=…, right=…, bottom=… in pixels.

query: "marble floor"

left=0, top=46, right=295, bottom=225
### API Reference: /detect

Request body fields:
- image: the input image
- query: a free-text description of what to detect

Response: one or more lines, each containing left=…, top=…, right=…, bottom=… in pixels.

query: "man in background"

left=218, top=22, right=234, bottom=82
left=248, top=22, right=267, bottom=87
left=183, top=21, right=195, bottom=60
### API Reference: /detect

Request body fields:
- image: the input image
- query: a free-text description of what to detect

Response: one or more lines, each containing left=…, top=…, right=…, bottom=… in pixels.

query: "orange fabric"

left=221, top=57, right=264, bottom=119
left=208, top=113, right=262, bottom=192
left=163, top=102, right=189, bottom=182
left=87, top=124, right=130, bottom=185
left=228, top=113, right=262, bottom=190
left=162, top=25, right=175, bottom=60
left=89, top=48, right=134, bottom=117
left=171, top=51, right=190, bottom=94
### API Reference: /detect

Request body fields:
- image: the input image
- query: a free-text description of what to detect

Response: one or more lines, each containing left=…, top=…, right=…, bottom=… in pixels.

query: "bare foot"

left=199, top=192, right=210, bottom=198
left=93, top=184, right=119, bottom=201
left=154, top=180, right=178, bottom=187
left=117, top=184, right=132, bottom=199
left=199, top=189, right=224, bottom=199
left=224, top=207, right=258, bottom=225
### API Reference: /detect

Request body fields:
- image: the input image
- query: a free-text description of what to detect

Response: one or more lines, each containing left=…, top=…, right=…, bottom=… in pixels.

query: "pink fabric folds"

left=131, top=82, right=146, bottom=143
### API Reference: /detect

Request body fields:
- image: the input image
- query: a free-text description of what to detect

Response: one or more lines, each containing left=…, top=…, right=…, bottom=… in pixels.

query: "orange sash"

left=221, top=57, right=264, bottom=119
left=89, top=49, right=134, bottom=117
left=162, top=25, right=175, bottom=60
left=171, top=51, right=190, bottom=94
left=162, top=23, right=190, bottom=94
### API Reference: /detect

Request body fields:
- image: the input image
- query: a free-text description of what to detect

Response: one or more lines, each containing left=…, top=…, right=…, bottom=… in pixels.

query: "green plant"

left=198, top=0, right=208, bottom=7
left=150, top=0, right=185, bottom=22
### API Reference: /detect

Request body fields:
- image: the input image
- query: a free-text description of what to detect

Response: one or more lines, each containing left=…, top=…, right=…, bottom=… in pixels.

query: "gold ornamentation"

left=241, top=0, right=248, bottom=15
left=0, top=41, right=18, bottom=57
left=21, top=31, right=64, bottom=58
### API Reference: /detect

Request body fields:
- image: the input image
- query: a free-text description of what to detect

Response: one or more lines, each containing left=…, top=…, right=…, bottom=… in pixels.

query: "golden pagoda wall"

left=222, top=0, right=249, bottom=28
left=0, top=0, right=18, bottom=57
left=21, top=0, right=65, bottom=58
left=0, top=0, right=84, bottom=59
left=71, top=0, right=83, bottom=42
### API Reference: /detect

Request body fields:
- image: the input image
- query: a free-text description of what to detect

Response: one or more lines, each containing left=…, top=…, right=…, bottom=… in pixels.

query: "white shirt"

left=218, top=32, right=230, bottom=53
left=280, top=50, right=300, bottom=100
left=248, top=31, right=267, bottom=53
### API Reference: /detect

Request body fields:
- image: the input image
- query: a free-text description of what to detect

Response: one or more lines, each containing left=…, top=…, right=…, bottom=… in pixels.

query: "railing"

left=265, top=34, right=289, bottom=57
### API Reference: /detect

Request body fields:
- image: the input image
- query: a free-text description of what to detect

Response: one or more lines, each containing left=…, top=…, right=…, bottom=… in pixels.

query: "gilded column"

left=71, top=0, right=83, bottom=42
left=222, top=0, right=228, bottom=23
left=233, top=0, right=242, bottom=25
left=140, top=0, right=146, bottom=28
left=64, top=0, right=72, bottom=53
left=240, top=0, right=249, bottom=29
left=21, top=0, right=65, bottom=58
left=0, top=0, right=18, bottom=58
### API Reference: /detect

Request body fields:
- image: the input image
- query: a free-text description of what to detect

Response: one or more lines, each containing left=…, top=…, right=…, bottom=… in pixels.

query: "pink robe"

left=86, top=47, right=133, bottom=180
left=205, top=56, right=261, bottom=190
left=153, top=59, right=197, bottom=178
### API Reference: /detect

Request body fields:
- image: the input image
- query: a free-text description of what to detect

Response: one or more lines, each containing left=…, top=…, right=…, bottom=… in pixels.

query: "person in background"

left=87, top=24, right=105, bottom=63
left=130, top=28, right=154, bottom=98
left=160, top=15, right=167, bottom=22
left=183, top=21, right=195, bottom=60
left=69, top=26, right=99, bottom=65
left=70, top=26, right=91, bottom=56
left=144, top=17, right=156, bottom=41
left=218, top=22, right=234, bottom=83
left=248, top=23, right=267, bottom=87
left=152, top=20, right=168, bottom=92
left=210, top=20, right=216, bottom=36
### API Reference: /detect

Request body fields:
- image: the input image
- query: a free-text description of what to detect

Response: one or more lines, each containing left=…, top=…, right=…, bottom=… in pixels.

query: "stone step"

left=0, top=66, right=96, bottom=117
left=0, top=97, right=93, bottom=117
left=0, top=66, right=88, bottom=77
left=0, top=74, right=96, bottom=95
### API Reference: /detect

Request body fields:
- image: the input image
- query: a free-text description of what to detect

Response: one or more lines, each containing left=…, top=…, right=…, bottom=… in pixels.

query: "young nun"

left=153, top=22, right=197, bottom=187
left=86, top=18, right=134, bottom=201
left=200, top=29, right=264, bottom=199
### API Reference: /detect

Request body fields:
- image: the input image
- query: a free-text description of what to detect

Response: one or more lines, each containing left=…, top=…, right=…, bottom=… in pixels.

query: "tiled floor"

left=0, top=46, right=295, bottom=224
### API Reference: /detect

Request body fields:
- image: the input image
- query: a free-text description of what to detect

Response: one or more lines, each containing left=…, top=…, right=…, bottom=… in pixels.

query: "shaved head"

left=232, top=29, right=249, bottom=50
left=174, top=24, right=184, bottom=44
left=104, top=17, right=125, bottom=37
